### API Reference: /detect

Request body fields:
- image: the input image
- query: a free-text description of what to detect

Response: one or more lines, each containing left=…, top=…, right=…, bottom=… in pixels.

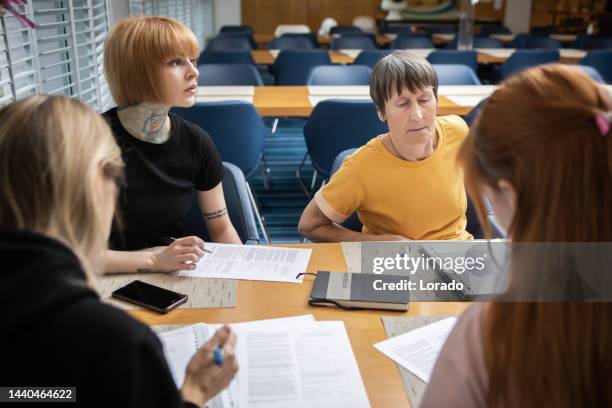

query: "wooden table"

left=130, top=243, right=469, bottom=408
left=252, top=49, right=585, bottom=66
left=246, top=86, right=476, bottom=117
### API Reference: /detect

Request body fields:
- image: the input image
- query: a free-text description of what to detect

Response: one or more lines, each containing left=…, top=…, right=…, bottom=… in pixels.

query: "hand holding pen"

left=147, top=236, right=212, bottom=272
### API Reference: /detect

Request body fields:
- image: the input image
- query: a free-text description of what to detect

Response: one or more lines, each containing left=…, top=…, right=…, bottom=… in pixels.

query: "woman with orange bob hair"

left=102, top=16, right=241, bottom=274
left=421, top=64, right=612, bottom=407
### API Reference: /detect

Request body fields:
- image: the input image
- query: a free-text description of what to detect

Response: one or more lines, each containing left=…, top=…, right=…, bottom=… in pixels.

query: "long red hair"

left=460, top=64, right=612, bottom=407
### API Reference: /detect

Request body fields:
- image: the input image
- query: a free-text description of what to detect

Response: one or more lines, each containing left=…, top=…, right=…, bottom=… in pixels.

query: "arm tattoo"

left=203, top=207, right=228, bottom=220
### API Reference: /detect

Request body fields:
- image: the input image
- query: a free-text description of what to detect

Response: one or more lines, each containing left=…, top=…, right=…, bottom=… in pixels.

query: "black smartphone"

left=112, top=280, right=188, bottom=313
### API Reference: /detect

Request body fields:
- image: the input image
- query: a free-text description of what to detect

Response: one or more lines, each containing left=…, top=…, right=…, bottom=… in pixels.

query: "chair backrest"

left=479, top=25, right=511, bottom=35
left=182, top=162, right=259, bottom=244
left=331, top=35, right=377, bottom=50
left=530, top=25, right=559, bottom=36
left=580, top=50, right=612, bottom=83
left=330, top=26, right=362, bottom=36
left=280, top=33, right=319, bottom=48
left=206, top=36, right=253, bottom=51
left=172, top=101, right=266, bottom=178
left=473, top=37, right=503, bottom=49
left=583, top=36, right=612, bottom=50
left=217, top=32, right=257, bottom=49
left=306, top=65, right=371, bottom=85
left=507, top=33, right=532, bottom=48
left=500, top=49, right=559, bottom=79
left=353, top=49, right=392, bottom=68
left=525, top=37, right=561, bottom=49
left=274, top=24, right=310, bottom=37
left=198, top=50, right=256, bottom=65
left=272, top=49, right=332, bottom=85
left=432, top=64, right=481, bottom=85
left=220, top=25, right=253, bottom=35
left=576, top=65, right=605, bottom=83
left=304, top=100, right=388, bottom=178
left=425, top=25, right=457, bottom=34
left=464, top=97, right=488, bottom=127
left=197, top=64, right=263, bottom=86
left=391, top=36, right=434, bottom=49
left=427, top=50, right=478, bottom=72
left=269, top=36, right=314, bottom=50
left=330, top=148, right=362, bottom=232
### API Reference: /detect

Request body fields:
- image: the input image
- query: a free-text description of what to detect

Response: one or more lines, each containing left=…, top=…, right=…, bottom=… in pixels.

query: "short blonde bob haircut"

left=104, top=16, right=200, bottom=106
left=0, top=96, right=124, bottom=278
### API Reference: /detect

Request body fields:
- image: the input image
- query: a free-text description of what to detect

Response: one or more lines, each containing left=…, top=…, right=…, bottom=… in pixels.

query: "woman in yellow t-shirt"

left=299, top=51, right=472, bottom=242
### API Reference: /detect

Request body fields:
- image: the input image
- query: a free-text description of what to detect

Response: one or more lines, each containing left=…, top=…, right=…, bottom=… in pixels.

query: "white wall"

left=110, top=0, right=129, bottom=24
left=213, top=0, right=241, bottom=32
left=503, top=0, right=532, bottom=34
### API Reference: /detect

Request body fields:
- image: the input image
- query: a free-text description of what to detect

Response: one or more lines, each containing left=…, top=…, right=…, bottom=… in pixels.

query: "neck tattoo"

left=117, top=103, right=171, bottom=144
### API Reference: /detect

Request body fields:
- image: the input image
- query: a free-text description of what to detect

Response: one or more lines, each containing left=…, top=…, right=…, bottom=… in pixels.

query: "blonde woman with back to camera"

left=0, top=96, right=237, bottom=408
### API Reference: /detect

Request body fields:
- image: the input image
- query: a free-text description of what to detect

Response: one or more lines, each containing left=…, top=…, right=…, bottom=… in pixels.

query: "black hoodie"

left=0, top=228, right=197, bottom=408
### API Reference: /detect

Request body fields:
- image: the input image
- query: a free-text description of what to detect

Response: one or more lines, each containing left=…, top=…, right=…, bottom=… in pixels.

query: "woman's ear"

left=377, top=108, right=385, bottom=122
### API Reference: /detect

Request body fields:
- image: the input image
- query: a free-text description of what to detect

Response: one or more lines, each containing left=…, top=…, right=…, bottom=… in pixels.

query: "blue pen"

left=214, top=346, right=224, bottom=366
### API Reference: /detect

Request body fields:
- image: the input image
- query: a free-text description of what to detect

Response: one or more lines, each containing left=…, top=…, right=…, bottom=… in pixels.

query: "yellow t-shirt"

left=314, top=115, right=472, bottom=240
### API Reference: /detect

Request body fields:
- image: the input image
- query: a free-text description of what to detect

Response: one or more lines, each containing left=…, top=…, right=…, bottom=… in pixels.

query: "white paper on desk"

left=476, top=48, right=514, bottom=58
left=338, top=49, right=363, bottom=59
left=269, top=49, right=280, bottom=58
left=238, top=321, right=370, bottom=408
left=177, top=243, right=311, bottom=283
left=196, top=96, right=254, bottom=103
left=308, top=95, right=371, bottom=107
left=374, top=317, right=457, bottom=383
left=197, top=86, right=255, bottom=96
left=445, top=94, right=487, bottom=107
left=560, top=48, right=586, bottom=59
left=307, top=85, right=369, bottom=96
left=159, top=315, right=317, bottom=408
left=438, top=85, right=496, bottom=96
left=550, top=34, right=577, bottom=42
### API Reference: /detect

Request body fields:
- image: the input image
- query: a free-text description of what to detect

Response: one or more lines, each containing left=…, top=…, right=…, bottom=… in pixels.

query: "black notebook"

left=309, top=271, right=410, bottom=311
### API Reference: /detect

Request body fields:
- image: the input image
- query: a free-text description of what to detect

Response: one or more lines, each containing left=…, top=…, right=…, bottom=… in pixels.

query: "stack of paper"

left=374, top=317, right=457, bottom=383
left=197, top=86, right=255, bottom=103
left=476, top=48, right=515, bottom=58
left=159, top=315, right=371, bottom=408
left=178, top=243, right=312, bottom=283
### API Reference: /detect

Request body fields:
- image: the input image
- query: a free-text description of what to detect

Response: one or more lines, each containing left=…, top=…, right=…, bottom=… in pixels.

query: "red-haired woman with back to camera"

left=421, top=64, right=612, bottom=407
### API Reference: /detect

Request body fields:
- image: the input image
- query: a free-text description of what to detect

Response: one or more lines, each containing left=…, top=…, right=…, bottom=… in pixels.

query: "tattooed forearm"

left=203, top=207, right=228, bottom=220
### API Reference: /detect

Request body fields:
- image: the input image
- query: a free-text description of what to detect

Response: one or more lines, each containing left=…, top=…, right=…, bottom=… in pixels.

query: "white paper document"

left=307, top=85, right=370, bottom=96
left=432, top=33, right=454, bottom=42
left=438, top=85, right=496, bottom=96
left=308, top=95, right=371, bottom=107
left=338, top=49, right=363, bottom=59
left=177, top=243, right=311, bottom=283
left=238, top=321, right=370, bottom=408
left=476, top=48, right=515, bottom=58
left=559, top=48, right=587, bottom=59
left=197, top=86, right=255, bottom=96
left=445, top=94, right=488, bottom=107
left=269, top=50, right=280, bottom=58
left=196, top=96, right=254, bottom=103
left=374, top=317, right=457, bottom=383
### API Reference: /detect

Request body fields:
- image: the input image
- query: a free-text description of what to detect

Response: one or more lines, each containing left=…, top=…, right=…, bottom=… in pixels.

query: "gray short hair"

left=370, top=51, right=439, bottom=114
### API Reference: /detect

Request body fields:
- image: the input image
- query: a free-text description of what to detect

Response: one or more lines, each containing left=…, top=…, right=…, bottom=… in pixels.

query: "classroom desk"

left=244, top=86, right=476, bottom=117
left=130, top=243, right=470, bottom=408
left=252, top=48, right=586, bottom=66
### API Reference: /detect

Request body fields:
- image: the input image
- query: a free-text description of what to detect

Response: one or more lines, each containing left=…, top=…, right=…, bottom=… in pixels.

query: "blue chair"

left=301, top=100, right=388, bottom=191
left=220, top=25, right=253, bottom=35
left=530, top=25, right=559, bottom=36
left=577, top=65, right=605, bottom=83
left=206, top=36, right=253, bottom=51
left=198, top=50, right=256, bottom=65
left=182, top=162, right=260, bottom=244
left=499, top=50, right=559, bottom=80
left=331, top=35, right=377, bottom=50
left=432, top=64, right=481, bottom=85
left=379, top=22, right=413, bottom=35
left=525, top=37, right=561, bottom=49
left=269, top=36, right=314, bottom=50
left=280, top=33, right=319, bottom=48
left=572, top=35, right=612, bottom=50
left=330, top=148, right=505, bottom=238
left=427, top=50, right=478, bottom=72
left=353, top=49, right=392, bottom=67
left=445, top=37, right=502, bottom=49
left=464, top=97, right=488, bottom=127
left=425, top=26, right=457, bottom=35
left=479, top=26, right=511, bottom=36
left=580, top=50, right=612, bottom=83
left=172, top=101, right=266, bottom=179
left=217, top=32, right=257, bottom=49
left=272, top=50, right=332, bottom=85
left=197, top=64, right=263, bottom=86
left=330, top=26, right=362, bottom=36
left=306, top=65, right=371, bottom=85
left=507, top=33, right=533, bottom=48
left=391, top=36, right=434, bottom=49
